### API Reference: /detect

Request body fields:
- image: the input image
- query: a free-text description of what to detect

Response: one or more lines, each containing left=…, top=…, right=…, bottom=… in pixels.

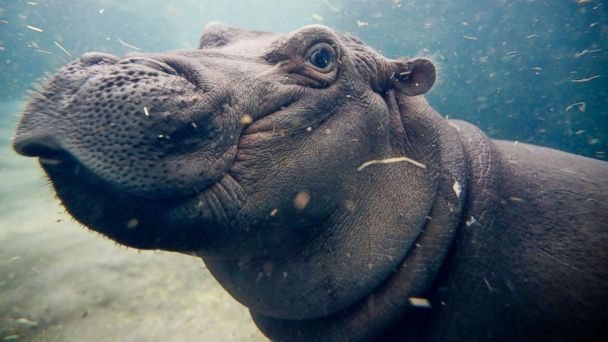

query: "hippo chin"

left=13, top=23, right=607, bottom=341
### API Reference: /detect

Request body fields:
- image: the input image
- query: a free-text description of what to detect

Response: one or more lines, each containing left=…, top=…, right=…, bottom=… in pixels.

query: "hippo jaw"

left=13, top=23, right=448, bottom=327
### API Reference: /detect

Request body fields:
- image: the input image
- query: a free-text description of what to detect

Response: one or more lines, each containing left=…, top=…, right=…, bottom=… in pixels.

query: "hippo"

left=12, top=23, right=608, bottom=341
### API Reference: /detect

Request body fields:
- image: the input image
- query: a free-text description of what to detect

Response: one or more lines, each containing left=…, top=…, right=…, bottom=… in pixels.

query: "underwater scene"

left=0, top=0, right=606, bottom=341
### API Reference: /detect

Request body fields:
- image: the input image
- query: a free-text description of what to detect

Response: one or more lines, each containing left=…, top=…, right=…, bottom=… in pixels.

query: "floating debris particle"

left=565, top=101, right=586, bottom=112
left=324, top=128, right=331, bottom=134
left=35, top=49, right=52, bottom=55
left=356, top=20, right=368, bottom=27
left=531, top=66, right=542, bottom=72
left=4, top=335, right=19, bottom=341
left=463, top=35, right=478, bottom=41
left=513, top=140, right=519, bottom=146
left=26, top=24, right=43, bottom=33
left=294, top=191, right=310, bottom=211
left=409, top=297, right=432, bottom=308
left=191, top=122, right=198, bottom=129
left=306, top=126, right=312, bottom=132
left=571, top=75, right=600, bottom=83
left=0, top=19, right=8, bottom=25
left=575, top=130, right=585, bottom=135
left=240, top=114, right=253, bottom=125
left=54, top=41, right=72, bottom=57
left=269, top=208, right=278, bottom=217
left=357, top=156, right=427, bottom=171
left=484, top=277, right=493, bottom=291
left=576, top=0, right=592, bottom=4
left=143, top=106, right=150, bottom=116
left=117, top=37, right=142, bottom=51
left=574, top=48, right=602, bottom=58
left=465, top=216, right=477, bottom=226
left=344, top=199, right=356, bottom=212
left=27, top=1, right=37, bottom=5
left=311, top=14, right=324, bottom=21
left=125, top=218, right=139, bottom=229
left=16, top=318, right=38, bottom=327
left=452, top=180, right=462, bottom=198
left=323, top=0, right=341, bottom=12
left=99, top=8, right=105, bottom=14
left=505, top=50, right=518, bottom=56
left=509, top=196, right=525, bottom=203
left=526, top=33, right=538, bottom=39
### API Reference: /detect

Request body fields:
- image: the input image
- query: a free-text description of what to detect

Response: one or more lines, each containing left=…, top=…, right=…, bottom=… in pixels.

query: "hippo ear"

left=391, top=58, right=436, bottom=96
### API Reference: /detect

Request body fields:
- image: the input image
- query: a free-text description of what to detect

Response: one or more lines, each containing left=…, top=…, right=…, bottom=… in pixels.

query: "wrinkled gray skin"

left=13, top=23, right=608, bottom=341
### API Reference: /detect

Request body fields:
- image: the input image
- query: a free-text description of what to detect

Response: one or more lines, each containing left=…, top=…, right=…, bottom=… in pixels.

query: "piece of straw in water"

left=565, top=101, right=586, bottom=112
left=54, top=41, right=72, bottom=57
left=26, top=24, right=43, bottom=32
left=571, top=75, right=600, bottom=83
left=357, top=156, right=427, bottom=171
left=117, top=37, right=142, bottom=51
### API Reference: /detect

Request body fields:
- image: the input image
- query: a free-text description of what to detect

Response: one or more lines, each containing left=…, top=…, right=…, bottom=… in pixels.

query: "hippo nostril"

left=14, top=134, right=63, bottom=158
left=80, top=52, right=120, bottom=66
left=120, top=57, right=178, bottom=75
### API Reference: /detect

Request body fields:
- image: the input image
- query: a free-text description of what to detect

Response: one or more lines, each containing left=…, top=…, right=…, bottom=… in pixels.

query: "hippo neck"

left=251, top=97, right=483, bottom=341
left=376, top=119, right=503, bottom=340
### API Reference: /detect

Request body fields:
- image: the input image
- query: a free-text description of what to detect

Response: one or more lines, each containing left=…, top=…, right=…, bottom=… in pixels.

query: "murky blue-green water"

left=0, top=0, right=606, bottom=341
left=2, top=0, right=606, bottom=158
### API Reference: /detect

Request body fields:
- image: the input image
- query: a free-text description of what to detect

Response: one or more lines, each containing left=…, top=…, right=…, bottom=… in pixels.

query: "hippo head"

left=14, top=24, right=460, bottom=339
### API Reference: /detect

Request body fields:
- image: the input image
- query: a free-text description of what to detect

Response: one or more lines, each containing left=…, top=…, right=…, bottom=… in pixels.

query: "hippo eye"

left=306, top=43, right=335, bottom=72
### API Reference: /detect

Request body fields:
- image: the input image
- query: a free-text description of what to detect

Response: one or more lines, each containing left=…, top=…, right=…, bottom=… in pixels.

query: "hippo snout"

left=13, top=51, right=241, bottom=200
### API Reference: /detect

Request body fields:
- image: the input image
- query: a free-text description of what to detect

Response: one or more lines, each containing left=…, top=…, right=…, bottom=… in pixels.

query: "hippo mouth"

left=30, top=144, right=243, bottom=251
